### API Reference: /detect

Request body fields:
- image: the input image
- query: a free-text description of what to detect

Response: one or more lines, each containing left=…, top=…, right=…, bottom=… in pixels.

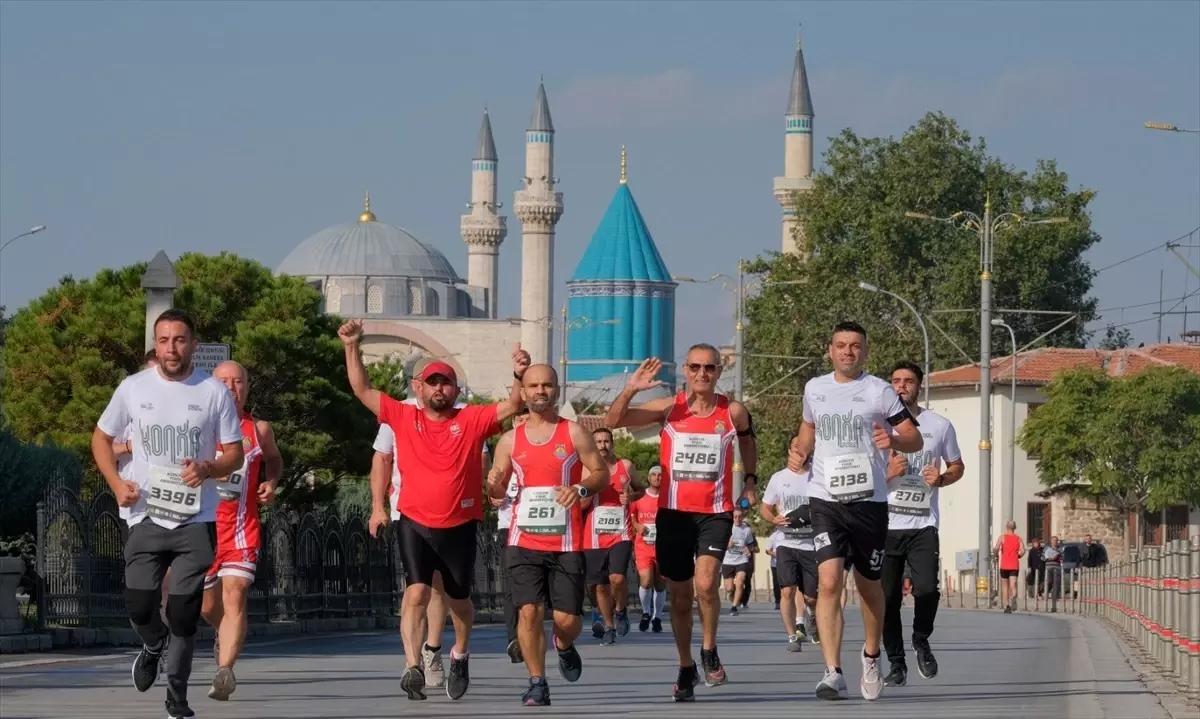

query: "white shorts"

left=204, top=547, right=259, bottom=590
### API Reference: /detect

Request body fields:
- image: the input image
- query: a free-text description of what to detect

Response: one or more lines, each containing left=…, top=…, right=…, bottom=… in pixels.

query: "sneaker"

left=521, top=677, right=551, bottom=706
left=601, top=627, right=616, bottom=646
left=422, top=645, right=445, bottom=688
left=207, top=666, right=236, bottom=701
left=591, top=612, right=604, bottom=638
left=639, top=613, right=651, bottom=632
left=884, top=662, right=908, bottom=687
left=165, top=698, right=195, bottom=718
left=506, top=638, right=523, bottom=664
left=556, top=642, right=583, bottom=683
left=861, top=648, right=883, bottom=701
left=401, top=665, right=426, bottom=700
left=615, top=609, right=630, bottom=637
left=700, top=647, right=726, bottom=687
left=672, top=663, right=699, bottom=702
left=132, top=640, right=165, bottom=692
left=651, top=617, right=663, bottom=633
left=815, top=668, right=849, bottom=700
left=912, top=636, right=938, bottom=679
left=729, top=606, right=739, bottom=617
left=1003, top=605, right=1012, bottom=614
left=786, top=635, right=802, bottom=653
left=445, top=653, right=470, bottom=700
left=806, top=614, right=820, bottom=644
left=794, top=620, right=807, bottom=641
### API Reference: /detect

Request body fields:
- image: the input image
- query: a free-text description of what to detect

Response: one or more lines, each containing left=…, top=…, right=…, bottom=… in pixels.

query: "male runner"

left=200, top=361, right=282, bottom=701
left=880, top=361, right=964, bottom=686
left=583, top=427, right=642, bottom=643
left=720, top=509, right=756, bottom=615
left=761, top=445, right=820, bottom=652
left=787, top=321, right=922, bottom=701
left=92, top=309, right=245, bottom=719
left=340, top=318, right=529, bottom=701
left=487, top=364, right=610, bottom=706
left=993, top=520, right=1025, bottom=613
left=631, top=464, right=666, bottom=633
left=491, top=407, right=529, bottom=663
left=605, top=344, right=758, bottom=701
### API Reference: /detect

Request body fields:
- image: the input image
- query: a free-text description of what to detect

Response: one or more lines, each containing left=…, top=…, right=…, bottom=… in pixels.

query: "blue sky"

left=2, top=0, right=1198, bottom=358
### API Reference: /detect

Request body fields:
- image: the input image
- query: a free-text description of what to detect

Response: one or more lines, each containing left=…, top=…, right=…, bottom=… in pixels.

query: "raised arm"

left=604, top=358, right=673, bottom=429
left=493, top=344, right=532, bottom=424
left=338, top=319, right=382, bottom=417
left=486, top=431, right=515, bottom=500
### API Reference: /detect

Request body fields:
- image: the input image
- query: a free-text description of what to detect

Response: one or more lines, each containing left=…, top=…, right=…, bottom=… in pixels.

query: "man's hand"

left=787, top=437, right=808, bottom=473
left=115, top=480, right=141, bottom=507
left=512, top=343, right=531, bottom=378
left=740, top=482, right=757, bottom=508
left=619, top=486, right=630, bottom=506
left=180, top=459, right=208, bottom=488
left=368, top=508, right=390, bottom=538
left=555, top=485, right=580, bottom=509
left=489, top=494, right=506, bottom=509
left=888, top=452, right=909, bottom=479
left=771, top=513, right=791, bottom=527
left=338, top=319, right=364, bottom=346
left=872, top=422, right=892, bottom=450
left=626, top=358, right=665, bottom=393
left=921, top=465, right=940, bottom=488
left=257, top=480, right=277, bottom=505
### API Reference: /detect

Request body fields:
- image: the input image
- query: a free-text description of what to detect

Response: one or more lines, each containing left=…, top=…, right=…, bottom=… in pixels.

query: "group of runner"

left=94, top=311, right=965, bottom=715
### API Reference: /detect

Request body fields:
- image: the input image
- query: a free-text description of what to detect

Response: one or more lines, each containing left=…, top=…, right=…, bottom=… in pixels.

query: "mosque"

left=275, top=38, right=815, bottom=400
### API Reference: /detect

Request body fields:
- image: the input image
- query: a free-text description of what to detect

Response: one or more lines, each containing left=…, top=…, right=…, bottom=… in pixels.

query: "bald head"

left=521, top=364, right=558, bottom=413
left=213, top=361, right=250, bottom=411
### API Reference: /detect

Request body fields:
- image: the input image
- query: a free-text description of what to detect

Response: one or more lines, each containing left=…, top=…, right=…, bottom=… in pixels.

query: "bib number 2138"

left=825, top=454, right=873, bottom=503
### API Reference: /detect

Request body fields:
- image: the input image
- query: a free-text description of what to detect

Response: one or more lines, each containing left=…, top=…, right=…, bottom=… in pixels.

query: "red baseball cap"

left=417, top=360, right=457, bottom=385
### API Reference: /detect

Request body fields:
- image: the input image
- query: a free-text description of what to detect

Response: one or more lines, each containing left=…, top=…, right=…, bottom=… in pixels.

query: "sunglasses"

left=685, top=363, right=719, bottom=373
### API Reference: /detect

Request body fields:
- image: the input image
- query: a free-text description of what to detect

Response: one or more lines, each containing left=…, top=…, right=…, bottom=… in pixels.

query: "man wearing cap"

left=340, top=319, right=529, bottom=702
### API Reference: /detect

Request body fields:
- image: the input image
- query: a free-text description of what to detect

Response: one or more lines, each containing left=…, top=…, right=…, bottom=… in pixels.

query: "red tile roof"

left=928, top=344, right=1200, bottom=388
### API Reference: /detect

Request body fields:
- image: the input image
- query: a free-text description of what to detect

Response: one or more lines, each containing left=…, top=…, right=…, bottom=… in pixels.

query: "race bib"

left=517, top=488, right=566, bottom=535
left=671, top=433, right=722, bottom=482
left=825, top=454, right=873, bottom=503
left=593, top=506, right=626, bottom=535
left=216, top=452, right=246, bottom=502
left=888, top=474, right=932, bottom=516
left=642, top=523, right=657, bottom=545
left=146, top=464, right=201, bottom=523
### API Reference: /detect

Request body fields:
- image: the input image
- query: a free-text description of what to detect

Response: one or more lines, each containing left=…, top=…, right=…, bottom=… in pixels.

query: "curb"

left=1092, top=616, right=1198, bottom=719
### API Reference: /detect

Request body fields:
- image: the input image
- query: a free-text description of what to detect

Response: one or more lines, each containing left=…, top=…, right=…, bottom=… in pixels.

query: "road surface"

left=0, top=606, right=1170, bottom=718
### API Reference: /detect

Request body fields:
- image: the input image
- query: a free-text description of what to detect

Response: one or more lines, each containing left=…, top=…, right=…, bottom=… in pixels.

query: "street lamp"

left=1145, top=121, right=1200, bottom=134
left=991, top=318, right=1018, bottom=530
left=1, top=225, right=47, bottom=255
left=905, top=200, right=1066, bottom=597
left=857, top=281, right=930, bottom=409
left=505, top=309, right=621, bottom=408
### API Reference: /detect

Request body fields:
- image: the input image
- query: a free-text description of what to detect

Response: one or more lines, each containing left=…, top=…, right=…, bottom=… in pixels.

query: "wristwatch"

left=576, top=486, right=590, bottom=499
left=744, top=472, right=759, bottom=484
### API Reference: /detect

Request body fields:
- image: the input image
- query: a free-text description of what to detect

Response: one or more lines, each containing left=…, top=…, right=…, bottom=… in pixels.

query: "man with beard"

left=487, top=364, right=610, bottom=706
left=582, top=427, right=643, bottom=643
left=339, top=318, right=529, bottom=702
left=631, top=464, right=666, bottom=633
left=605, top=344, right=758, bottom=701
left=92, top=309, right=245, bottom=719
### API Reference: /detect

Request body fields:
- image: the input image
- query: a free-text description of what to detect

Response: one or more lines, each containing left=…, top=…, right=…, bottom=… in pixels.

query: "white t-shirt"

left=887, top=408, right=962, bottom=531
left=116, top=424, right=135, bottom=481
left=722, top=523, right=756, bottom=566
left=97, top=367, right=242, bottom=529
left=766, top=529, right=784, bottom=567
left=803, top=372, right=910, bottom=504
left=762, top=468, right=816, bottom=551
left=495, top=477, right=520, bottom=530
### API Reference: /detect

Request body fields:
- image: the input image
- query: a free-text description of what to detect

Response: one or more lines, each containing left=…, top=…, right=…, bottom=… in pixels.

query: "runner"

left=993, top=521, right=1025, bottom=613
left=92, top=309, right=245, bottom=719
left=340, top=318, right=529, bottom=701
left=631, top=464, right=666, bottom=633
left=605, top=344, right=758, bottom=701
left=486, top=364, right=610, bottom=706
left=490, top=408, right=529, bottom=663
left=760, top=445, right=820, bottom=652
left=582, top=427, right=643, bottom=643
left=787, top=321, right=923, bottom=701
left=880, top=361, right=964, bottom=686
left=720, top=509, right=756, bottom=615
left=366, top=357, right=493, bottom=688
left=199, top=361, right=282, bottom=701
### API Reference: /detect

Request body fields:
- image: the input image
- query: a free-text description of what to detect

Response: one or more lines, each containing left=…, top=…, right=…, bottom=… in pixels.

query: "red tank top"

left=508, top=419, right=585, bottom=552
left=999, top=534, right=1022, bottom=570
left=632, top=491, right=660, bottom=552
left=215, top=414, right=264, bottom=550
left=659, top=393, right=737, bottom=514
left=584, top=460, right=633, bottom=549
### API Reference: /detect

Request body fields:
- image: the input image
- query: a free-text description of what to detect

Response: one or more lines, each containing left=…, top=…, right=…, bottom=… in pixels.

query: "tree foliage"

left=1018, top=366, right=1200, bottom=515
left=1097, top=324, right=1134, bottom=350
left=1, top=252, right=377, bottom=505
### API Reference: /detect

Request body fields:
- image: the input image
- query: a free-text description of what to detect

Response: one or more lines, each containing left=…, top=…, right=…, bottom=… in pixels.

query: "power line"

left=1094, top=287, right=1200, bottom=332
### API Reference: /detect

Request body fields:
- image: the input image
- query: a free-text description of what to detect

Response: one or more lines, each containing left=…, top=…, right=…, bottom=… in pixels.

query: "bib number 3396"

left=517, top=488, right=567, bottom=535
left=672, top=433, right=722, bottom=482
left=147, top=464, right=201, bottom=522
left=825, top=454, right=873, bottom=503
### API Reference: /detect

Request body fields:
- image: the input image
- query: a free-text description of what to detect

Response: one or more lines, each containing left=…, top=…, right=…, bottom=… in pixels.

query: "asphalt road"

left=0, top=604, right=1170, bottom=718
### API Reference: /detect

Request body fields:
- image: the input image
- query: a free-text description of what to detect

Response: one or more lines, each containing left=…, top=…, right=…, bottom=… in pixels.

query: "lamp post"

left=1, top=225, right=47, bottom=424
left=905, top=200, right=1066, bottom=597
left=857, top=281, right=930, bottom=409
left=505, top=308, right=620, bottom=408
left=991, top=318, right=1018, bottom=529
left=1145, top=121, right=1200, bottom=134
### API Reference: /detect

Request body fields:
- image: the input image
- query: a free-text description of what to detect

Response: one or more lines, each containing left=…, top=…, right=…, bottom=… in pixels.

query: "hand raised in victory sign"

left=338, top=319, right=364, bottom=346
left=625, top=358, right=665, bottom=393
left=512, top=343, right=531, bottom=378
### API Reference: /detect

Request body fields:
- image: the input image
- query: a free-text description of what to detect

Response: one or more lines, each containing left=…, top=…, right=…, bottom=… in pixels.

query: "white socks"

left=654, top=590, right=666, bottom=619
left=639, top=587, right=654, bottom=615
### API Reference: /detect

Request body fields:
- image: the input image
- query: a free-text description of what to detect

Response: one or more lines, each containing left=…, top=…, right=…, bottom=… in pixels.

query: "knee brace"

left=125, top=588, right=161, bottom=627
left=166, top=591, right=204, bottom=637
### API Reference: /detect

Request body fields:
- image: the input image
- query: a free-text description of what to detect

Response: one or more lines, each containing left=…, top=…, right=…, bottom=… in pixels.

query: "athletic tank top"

left=508, top=420, right=584, bottom=552
left=999, top=534, right=1022, bottom=570
left=659, top=393, right=737, bottom=514
left=215, top=414, right=264, bottom=550
left=584, top=460, right=633, bottom=549
left=632, top=491, right=660, bottom=551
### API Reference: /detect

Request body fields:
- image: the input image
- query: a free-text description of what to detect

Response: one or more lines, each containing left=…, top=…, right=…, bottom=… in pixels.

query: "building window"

left=326, top=279, right=341, bottom=314
left=1025, top=403, right=1045, bottom=458
left=426, top=289, right=439, bottom=316
left=1027, top=501, right=1050, bottom=542
left=408, top=285, right=423, bottom=314
left=1141, top=505, right=1190, bottom=546
left=367, top=284, right=383, bottom=314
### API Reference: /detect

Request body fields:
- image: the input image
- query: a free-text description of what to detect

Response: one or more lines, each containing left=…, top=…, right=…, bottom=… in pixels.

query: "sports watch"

left=576, top=486, right=590, bottom=499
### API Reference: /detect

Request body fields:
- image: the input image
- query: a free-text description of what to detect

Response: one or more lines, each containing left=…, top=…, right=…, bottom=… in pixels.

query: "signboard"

left=194, top=343, right=231, bottom=374
left=955, top=549, right=978, bottom=572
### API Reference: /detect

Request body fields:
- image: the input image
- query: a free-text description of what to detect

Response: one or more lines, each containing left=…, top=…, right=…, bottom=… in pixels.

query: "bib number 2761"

left=825, top=454, right=873, bottom=503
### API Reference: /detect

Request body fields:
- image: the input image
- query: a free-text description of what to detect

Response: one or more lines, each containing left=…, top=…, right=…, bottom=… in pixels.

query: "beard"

left=160, top=356, right=192, bottom=379
left=427, top=394, right=454, bottom=411
left=528, top=395, right=555, bottom=412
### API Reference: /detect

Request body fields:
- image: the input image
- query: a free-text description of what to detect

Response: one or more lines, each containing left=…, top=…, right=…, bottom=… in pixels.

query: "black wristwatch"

left=744, top=473, right=758, bottom=485
left=513, top=371, right=524, bottom=380
left=577, top=486, right=590, bottom=499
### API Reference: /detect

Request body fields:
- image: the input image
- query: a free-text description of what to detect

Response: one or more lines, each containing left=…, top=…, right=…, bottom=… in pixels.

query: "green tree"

left=2, top=252, right=376, bottom=505
left=1019, top=366, right=1200, bottom=545
left=613, top=437, right=660, bottom=473
left=1097, top=324, right=1133, bottom=350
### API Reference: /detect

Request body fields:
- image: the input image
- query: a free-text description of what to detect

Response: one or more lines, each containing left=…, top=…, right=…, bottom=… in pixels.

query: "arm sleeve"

left=882, top=384, right=917, bottom=427
left=373, top=424, right=396, bottom=454
left=215, top=386, right=243, bottom=445
left=941, top=420, right=963, bottom=463
left=96, top=381, right=131, bottom=437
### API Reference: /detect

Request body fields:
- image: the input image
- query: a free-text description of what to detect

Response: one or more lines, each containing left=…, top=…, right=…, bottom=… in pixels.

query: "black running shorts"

left=720, top=562, right=750, bottom=580
left=585, top=541, right=633, bottom=586
left=506, top=546, right=586, bottom=615
left=775, top=545, right=819, bottom=599
left=395, top=515, right=478, bottom=600
left=1000, top=569, right=1019, bottom=579
left=654, top=508, right=734, bottom=583
left=809, top=498, right=888, bottom=582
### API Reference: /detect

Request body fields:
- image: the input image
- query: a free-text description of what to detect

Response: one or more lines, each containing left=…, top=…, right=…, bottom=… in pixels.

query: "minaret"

left=774, top=29, right=815, bottom=256
left=461, top=108, right=507, bottom=318
left=514, top=80, right=564, bottom=363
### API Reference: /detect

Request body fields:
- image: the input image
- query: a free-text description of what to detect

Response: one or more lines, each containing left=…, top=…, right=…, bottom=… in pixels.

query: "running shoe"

left=805, top=613, right=820, bottom=644
left=446, top=653, right=470, bottom=700
left=700, top=647, right=726, bottom=687
left=165, top=698, right=195, bottom=718
left=639, top=612, right=651, bottom=632
left=786, top=634, right=802, bottom=653
left=556, top=642, right=583, bottom=683
left=132, top=639, right=166, bottom=693
left=651, top=617, right=663, bottom=633
left=861, top=648, right=884, bottom=701
left=913, top=636, right=938, bottom=679
left=506, top=638, right=523, bottom=664
left=422, top=645, right=445, bottom=688
left=884, top=661, right=908, bottom=687
left=615, top=609, right=631, bottom=637
left=672, top=663, right=699, bottom=702
left=521, top=676, right=551, bottom=706
left=815, top=668, right=848, bottom=700
left=601, top=627, right=616, bottom=646
left=794, top=620, right=807, bottom=641
left=401, top=665, right=426, bottom=700
left=729, top=606, right=739, bottom=617
left=591, top=611, right=604, bottom=638
left=207, top=666, right=236, bottom=701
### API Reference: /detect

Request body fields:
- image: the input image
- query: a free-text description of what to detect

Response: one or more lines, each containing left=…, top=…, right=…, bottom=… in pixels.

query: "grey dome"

left=278, top=216, right=461, bottom=282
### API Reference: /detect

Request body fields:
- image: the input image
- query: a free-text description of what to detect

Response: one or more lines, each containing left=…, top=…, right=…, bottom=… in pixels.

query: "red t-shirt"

left=378, top=395, right=501, bottom=529
left=632, top=491, right=660, bottom=555
left=584, top=460, right=633, bottom=550
left=999, top=534, right=1022, bottom=571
